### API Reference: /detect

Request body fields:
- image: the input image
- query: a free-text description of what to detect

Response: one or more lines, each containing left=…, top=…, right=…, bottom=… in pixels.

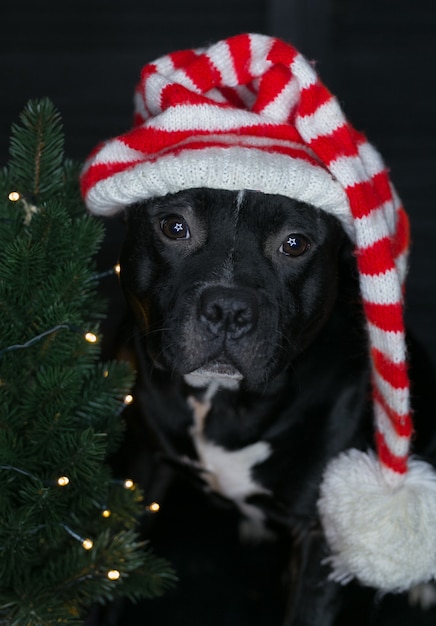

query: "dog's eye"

left=279, top=234, right=310, bottom=257
left=160, top=215, right=190, bottom=240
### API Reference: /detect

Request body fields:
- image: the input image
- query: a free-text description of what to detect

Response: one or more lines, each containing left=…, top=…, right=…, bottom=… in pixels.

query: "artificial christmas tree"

left=0, top=99, right=175, bottom=626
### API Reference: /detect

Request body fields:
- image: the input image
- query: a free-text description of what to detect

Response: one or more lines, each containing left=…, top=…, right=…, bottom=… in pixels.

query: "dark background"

left=1, top=1, right=435, bottom=363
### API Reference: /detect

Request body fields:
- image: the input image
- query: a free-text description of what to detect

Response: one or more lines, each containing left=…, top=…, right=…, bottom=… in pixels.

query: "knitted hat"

left=81, top=33, right=436, bottom=593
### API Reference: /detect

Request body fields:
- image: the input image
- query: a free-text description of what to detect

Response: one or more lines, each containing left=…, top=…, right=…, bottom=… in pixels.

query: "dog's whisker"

left=143, top=326, right=173, bottom=337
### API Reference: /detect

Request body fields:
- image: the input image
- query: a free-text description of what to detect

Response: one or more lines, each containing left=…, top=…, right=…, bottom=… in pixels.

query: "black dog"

left=105, top=187, right=436, bottom=626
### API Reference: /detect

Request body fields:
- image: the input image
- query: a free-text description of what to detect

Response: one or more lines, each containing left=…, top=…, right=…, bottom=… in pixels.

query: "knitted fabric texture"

left=80, top=33, right=436, bottom=592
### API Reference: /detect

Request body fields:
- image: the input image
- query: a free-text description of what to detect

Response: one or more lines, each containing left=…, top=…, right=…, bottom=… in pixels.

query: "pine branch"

left=0, top=99, right=176, bottom=625
left=8, top=98, right=65, bottom=202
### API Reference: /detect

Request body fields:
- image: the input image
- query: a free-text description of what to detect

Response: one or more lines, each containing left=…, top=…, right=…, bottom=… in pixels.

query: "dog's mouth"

left=191, top=361, right=243, bottom=379
left=184, top=361, right=243, bottom=389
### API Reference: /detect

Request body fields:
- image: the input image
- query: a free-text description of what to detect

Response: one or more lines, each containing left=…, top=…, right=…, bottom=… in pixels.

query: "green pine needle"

left=8, top=98, right=65, bottom=202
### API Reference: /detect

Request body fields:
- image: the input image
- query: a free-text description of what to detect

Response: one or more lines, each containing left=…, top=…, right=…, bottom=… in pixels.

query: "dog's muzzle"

left=183, top=285, right=259, bottom=387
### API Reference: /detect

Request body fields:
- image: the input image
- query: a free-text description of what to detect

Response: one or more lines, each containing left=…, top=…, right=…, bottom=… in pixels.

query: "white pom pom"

left=318, top=449, right=436, bottom=592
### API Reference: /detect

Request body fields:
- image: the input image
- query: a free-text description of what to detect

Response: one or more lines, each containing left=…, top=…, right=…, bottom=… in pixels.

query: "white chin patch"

left=184, top=362, right=243, bottom=390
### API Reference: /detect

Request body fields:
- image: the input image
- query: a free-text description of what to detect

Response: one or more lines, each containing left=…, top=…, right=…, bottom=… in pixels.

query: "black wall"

left=1, top=0, right=435, bottom=366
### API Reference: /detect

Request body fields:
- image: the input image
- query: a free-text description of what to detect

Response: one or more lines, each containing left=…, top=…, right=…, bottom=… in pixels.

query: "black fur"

left=102, top=188, right=436, bottom=626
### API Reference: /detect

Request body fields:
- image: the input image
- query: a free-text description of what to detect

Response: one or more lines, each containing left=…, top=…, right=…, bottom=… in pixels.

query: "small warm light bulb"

left=103, top=369, right=109, bottom=378
left=8, top=191, right=21, bottom=202
left=102, top=509, right=111, bottom=518
left=57, top=476, right=70, bottom=487
left=114, top=263, right=121, bottom=275
left=107, top=569, right=121, bottom=580
left=84, top=332, right=98, bottom=343
left=124, top=479, right=134, bottom=490
left=147, top=501, right=160, bottom=513
left=82, top=538, right=93, bottom=550
left=123, top=394, right=134, bottom=405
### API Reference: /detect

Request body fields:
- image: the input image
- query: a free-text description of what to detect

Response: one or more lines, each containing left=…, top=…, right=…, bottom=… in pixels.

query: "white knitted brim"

left=84, top=145, right=353, bottom=239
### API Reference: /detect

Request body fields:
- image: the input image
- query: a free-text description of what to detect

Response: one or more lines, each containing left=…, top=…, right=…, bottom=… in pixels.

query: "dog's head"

left=119, top=188, right=351, bottom=390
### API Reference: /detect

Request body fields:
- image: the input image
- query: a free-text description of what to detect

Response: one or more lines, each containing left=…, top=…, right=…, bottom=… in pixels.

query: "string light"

left=101, top=509, right=111, bottom=518
left=7, top=190, right=39, bottom=223
left=107, top=569, right=121, bottom=581
left=0, top=472, right=94, bottom=551
left=93, top=264, right=122, bottom=280
left=124, top=479, right=134, bottom=490
left=0, top=324, right=100, bottom=358
left=103, top=369, right=109, bottom=378
left=146, top=501, right=160, bottom=513
left=0, top=465, right=73, bottom=490
left=116, top=392, right=134, bottom=416
left=0, top=464, right=37, bottom=480
left=61, top=524, right=93, bottom=550
left=82, top=538, right=94, bottom=550
left=0, top=465, right=72, bottom=490
left=0, top=324, right=72, bottom=357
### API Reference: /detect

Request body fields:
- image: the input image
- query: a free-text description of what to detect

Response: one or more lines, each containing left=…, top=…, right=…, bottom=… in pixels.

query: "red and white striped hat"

left=81, top=33, right=436, bottom=593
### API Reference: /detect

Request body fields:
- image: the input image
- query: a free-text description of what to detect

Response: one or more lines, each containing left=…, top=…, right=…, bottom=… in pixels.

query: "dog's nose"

left=199, top=286, right=258, bottom=339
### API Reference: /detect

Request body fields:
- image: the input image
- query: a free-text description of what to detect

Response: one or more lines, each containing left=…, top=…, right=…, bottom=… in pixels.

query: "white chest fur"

left=188, top=393, right=273, bottom=539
